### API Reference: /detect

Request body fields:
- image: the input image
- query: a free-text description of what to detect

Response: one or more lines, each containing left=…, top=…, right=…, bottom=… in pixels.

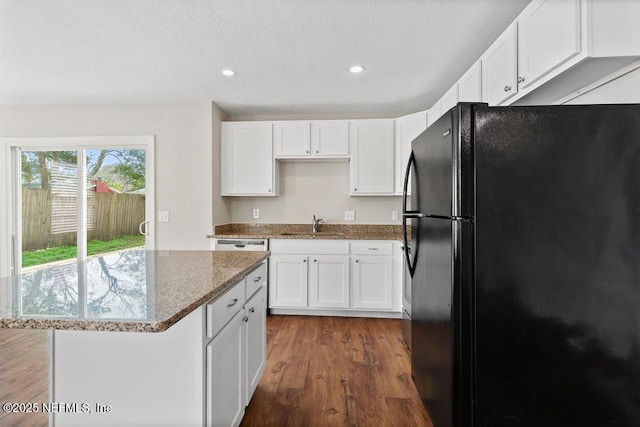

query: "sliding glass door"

left=6, top=137, right=154, bottom=274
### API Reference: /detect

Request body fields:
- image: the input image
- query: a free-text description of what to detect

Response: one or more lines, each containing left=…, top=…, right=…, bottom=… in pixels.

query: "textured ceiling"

left=0, top=0, right=531, bottom=116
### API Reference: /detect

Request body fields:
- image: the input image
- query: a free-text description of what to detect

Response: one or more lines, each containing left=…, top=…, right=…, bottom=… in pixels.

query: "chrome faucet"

left=312, top=214, right=324, bottom=234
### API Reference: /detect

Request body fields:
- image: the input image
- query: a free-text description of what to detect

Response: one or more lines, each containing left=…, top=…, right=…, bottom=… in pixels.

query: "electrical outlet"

left=344, top=210, right=355, bottom=221
left=252, top=208, right=260, bottom=219
left=158, top=210, right=170, bottom=223
left=392, top=211, right=399, bottom=220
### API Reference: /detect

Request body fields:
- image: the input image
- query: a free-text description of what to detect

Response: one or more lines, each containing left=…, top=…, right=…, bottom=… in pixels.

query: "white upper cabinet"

left=273, top=121, right=311, bottom=157
left=311, top=121, right=349, bottom=157
left=439, top=84, right=459, bottom=115
left=481, top=22, right=518, bottom=106
left=394, top=110, right=427, bottom=195
left=457, top=60, right=482, bottom=102
left=517, top=0, right=581, bottom=90
left=274, top=120, right=349, bottom=159
left=349, top=119, right=395, bottom=195
left=221, top=122, right=277, bottom=196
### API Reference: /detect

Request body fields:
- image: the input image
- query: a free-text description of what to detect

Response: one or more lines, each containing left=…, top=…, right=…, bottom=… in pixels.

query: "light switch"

left=344, top=210, right=355, bottom=221
left=158, top=210, right=170, bottom=223
left=252, top=209, right=260, bottom=219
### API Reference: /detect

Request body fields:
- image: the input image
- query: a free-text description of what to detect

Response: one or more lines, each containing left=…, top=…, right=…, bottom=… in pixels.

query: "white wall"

left=228, top=162, right=402, bottom=224
left=0, top=103, right=213, bottom=254
left=212, top=102, right=231, bottom=226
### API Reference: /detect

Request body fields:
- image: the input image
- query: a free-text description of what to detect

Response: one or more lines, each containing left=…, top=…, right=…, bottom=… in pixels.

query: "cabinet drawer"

left=350, top=242, right=393, bottom=256
left=245, top=262, right=267, bottom=300
left=206, top=282, right=245, bottom=338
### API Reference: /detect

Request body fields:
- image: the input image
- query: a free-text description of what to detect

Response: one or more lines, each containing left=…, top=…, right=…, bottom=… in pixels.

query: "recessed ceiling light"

left=349, top=65, right=365, bottom=74
left=222, top=69, right=235, bottom=77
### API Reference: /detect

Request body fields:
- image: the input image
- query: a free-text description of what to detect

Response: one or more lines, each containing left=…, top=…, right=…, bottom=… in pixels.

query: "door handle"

left=138, top=220, right=149, bottom=236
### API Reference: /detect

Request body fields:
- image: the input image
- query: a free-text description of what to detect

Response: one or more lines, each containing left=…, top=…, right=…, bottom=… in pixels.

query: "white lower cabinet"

left=269, top=239, right=400, bottom=317
left=269, top=255, right=308, bottom=307
left=352, top=255, right=393, bottom=310
left=309, top=255, right=350, bottom=308
left=207, top=311, right=245, bottom=427
left=244, top=286, right=267, bottom=404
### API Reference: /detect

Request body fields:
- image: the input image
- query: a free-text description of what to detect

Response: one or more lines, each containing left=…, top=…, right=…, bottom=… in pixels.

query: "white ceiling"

left=0, top=0, right=531, bottom=116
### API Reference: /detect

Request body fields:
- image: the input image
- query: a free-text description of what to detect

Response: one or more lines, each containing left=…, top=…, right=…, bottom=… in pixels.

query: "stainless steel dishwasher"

left=214, top=238, right=268, bottom=251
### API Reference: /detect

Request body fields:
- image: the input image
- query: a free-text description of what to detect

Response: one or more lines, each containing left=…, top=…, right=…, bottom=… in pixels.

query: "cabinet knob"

left=315, top=150, right=319, bottom=153
left=313, top=259, right=317, bottom=262
left=243, top=316, right=249, bottom=322
left=517, top=76, right=526, bottom=83
left=302, top=259, right=307, bottom=263
left=268, top=188, right=272, bottom=192
left=355, top=259, right=359, bottom=263
left=306, top=150, right=310, bottom=154
left=249, top=307, right=255, bottom=313
left=354, top=188, right=358, bottom=191
left=504, top=85, right=512, bottom=92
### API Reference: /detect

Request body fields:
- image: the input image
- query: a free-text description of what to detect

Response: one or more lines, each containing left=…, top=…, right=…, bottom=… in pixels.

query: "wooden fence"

left=22, top=189, right=145, bottom=251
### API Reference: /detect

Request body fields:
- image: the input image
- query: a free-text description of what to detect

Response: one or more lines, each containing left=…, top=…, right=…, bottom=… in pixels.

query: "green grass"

left=22, top=234, right=146, bottom=268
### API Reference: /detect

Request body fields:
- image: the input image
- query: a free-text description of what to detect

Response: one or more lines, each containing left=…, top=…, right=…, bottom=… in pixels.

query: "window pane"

left=86, top=149, right=146, bottom=257
left=21, top=151, right=79, bottom=269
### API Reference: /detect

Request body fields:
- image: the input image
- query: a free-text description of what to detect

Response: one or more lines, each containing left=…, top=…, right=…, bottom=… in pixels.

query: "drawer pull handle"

left=253, top=276, right=262, bottom=282
left=227, top=298, right=239, bottom=308
left=368, top=248, right=379, bottom=250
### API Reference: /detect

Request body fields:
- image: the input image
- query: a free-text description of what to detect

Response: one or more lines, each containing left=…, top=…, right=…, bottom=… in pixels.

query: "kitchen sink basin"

left=278, top=232, right=344, bottom=237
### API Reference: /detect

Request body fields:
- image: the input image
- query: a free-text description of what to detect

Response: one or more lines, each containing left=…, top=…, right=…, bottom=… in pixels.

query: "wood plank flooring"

left=241, top=315, right=432, bottom=427
left=0, top=328, right=49, bottom=427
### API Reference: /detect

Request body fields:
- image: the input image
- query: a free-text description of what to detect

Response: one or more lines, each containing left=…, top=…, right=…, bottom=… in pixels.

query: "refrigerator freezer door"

left=474, top=104, right=640, bottom=426
left=411, top=104, right=475, bottom=219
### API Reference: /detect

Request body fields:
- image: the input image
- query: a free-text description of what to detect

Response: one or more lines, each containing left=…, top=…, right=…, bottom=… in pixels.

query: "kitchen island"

left=0, top=249, right=269, bottom=426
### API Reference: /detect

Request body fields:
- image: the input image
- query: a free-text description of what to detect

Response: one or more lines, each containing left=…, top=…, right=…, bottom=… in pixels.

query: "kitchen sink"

left=278, top=232, right=344, bottom=237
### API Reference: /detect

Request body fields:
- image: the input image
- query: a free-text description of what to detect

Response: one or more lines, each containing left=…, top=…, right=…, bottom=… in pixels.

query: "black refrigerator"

left=402, top=103, right=640, bottom=427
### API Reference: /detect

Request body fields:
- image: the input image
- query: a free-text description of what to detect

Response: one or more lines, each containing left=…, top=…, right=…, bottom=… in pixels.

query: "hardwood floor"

left=0, top=328, right=49, bottom=427
left=241, top=315, right=432, bottom=427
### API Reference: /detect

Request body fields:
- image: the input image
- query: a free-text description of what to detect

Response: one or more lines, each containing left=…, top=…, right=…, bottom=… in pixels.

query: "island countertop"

left=0, top=249, right=269, bottom=333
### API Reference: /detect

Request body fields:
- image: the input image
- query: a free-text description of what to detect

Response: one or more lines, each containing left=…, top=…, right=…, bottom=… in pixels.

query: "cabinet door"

left=439, top=84, right=459, bottom=114
left=394, top=111, right=427, bottom=194
left=308, top=255, right=350, bottom=308
left=206, top=311, right=244, bottom=427
left=221, top=122, right=275, bottom=195
left=273, top=121, right=311, bottom=157
left=269, top=255, right=308, bottom=307
left=458, top=60, right=482, bottom=102
left=352, top=256, right=393, bottom=310
left=243, top=286, right=266, bottom=404
left=311, top=120, right=349, bottom=157
left=349, top=120, right=395, bottom=195
left=481, top=22, right=518, bottom=106
left=517, top=0, right=581, bottom=89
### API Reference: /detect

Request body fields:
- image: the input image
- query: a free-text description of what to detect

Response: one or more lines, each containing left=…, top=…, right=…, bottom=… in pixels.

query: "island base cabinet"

left=244, top=286, right=267, bottom=404
left=207, top=311, right=245, bottom=427
left=52, top=308, right=204, bottom=427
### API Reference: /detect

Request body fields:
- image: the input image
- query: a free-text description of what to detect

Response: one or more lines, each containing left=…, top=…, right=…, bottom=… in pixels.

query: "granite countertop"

left=0, top=249, right=269, bottom=333
left=209, top=223, right=403, bottom=241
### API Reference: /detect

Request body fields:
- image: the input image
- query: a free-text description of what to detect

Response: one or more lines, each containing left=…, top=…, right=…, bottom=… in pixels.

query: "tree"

left=21, top=149, right=146, bottom=192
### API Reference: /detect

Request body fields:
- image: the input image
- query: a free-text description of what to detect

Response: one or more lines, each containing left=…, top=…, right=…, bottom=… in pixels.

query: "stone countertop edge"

left=208, top=223, right=403, bottom=241
left=0, top=252, right=270, bottom=333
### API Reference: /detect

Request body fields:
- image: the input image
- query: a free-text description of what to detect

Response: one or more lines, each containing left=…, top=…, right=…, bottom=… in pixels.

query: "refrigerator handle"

left=402, top=151, right=415, bottom=215
left=402, top=151, right=418, bottom=277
